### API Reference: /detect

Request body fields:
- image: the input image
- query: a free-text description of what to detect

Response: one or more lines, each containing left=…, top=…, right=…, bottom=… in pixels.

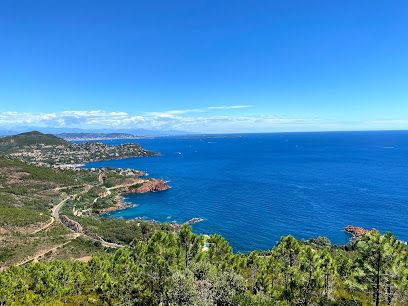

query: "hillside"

left=0, top=156, right=91, bottom=267
left=1, top=224, right=407, bottom=305
left=0, top=131, right=67, bottom=151
left=0, top=155, right=169, bottom=269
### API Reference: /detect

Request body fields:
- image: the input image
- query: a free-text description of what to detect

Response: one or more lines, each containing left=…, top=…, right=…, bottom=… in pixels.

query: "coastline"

left=76, top=133, right=408, bottom=251
left=90, top=166, right=205, bottom=230
left=81, top=159, right=371, bottom=247
left=98, top=195, right=135, bottom=215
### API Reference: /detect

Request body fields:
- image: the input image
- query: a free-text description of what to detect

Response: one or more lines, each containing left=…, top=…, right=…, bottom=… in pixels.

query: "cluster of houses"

left=9, top=142, right=155, bottom=167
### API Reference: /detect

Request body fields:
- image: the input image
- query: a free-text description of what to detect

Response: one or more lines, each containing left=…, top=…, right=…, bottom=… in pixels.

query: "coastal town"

left=0, top=131, right=158, bottom=167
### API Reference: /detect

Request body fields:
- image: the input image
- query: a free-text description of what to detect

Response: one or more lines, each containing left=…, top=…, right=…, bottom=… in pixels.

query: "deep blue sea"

left=84, top=131, right=408, bottom=253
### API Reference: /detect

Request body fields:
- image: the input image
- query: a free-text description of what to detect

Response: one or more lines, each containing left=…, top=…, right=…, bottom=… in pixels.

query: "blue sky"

left=0, top=1, right=407, bottom=133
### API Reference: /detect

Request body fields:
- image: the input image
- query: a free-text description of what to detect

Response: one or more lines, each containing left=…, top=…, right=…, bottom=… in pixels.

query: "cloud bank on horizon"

left=1, top=105, right=408, bottom=134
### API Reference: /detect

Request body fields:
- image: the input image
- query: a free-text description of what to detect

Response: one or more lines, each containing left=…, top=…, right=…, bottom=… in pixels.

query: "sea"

left=83, top=131, right=408, bottom=253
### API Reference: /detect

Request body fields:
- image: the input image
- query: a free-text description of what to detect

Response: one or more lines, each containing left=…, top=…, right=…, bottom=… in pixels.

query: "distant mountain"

left=58, top=133, right=142, bottom=141
left=0, top=131, right=67, bottom=152
left=112, top=128, right=191, bottom=137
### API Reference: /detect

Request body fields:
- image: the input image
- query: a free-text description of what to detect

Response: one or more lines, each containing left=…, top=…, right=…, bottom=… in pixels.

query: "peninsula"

left=0, top=131, right=158, bottom=167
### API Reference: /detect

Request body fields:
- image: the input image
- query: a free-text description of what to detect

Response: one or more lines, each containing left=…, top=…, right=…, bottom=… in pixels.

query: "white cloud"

left=369, top=119, right=408, bottom=126
left=0, top=109, right=405, bottom=133
left=207, top=105, right=253, bottom=110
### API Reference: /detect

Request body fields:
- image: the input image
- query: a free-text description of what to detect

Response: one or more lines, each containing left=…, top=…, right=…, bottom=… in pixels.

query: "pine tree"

left=355, top=230, right=405, bottom=306
left=319, top=249, right=336, bottom=301
left=274, top=235, right=301, bottom=301
left=178, top=224, right=203, bottom=268
left=297, top=245, right=324, bottom=305
left=208, top=234, right=233, bottom=269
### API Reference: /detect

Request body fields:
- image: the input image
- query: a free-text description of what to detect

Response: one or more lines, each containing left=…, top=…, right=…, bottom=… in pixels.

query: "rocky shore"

left=123, top=179, right=170, bottom=194
left=97, top=195, right=134, bottom=214
left=170, top=217, right=204, bottom=231
left=95, top=178, right=170, bottom=216
left=344, top=225, right=371, bottom=239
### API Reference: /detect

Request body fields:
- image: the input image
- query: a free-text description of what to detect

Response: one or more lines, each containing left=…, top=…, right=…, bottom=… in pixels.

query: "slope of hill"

left=0, top=131, right=67, bottom=152
left=0, top=155, right=169, bottom=269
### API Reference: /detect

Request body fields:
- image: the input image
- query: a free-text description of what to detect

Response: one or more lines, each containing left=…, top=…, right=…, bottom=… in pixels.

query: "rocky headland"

left=344, top=225, right=372, bottom=239
left=123, top=178, right=170, bottom=194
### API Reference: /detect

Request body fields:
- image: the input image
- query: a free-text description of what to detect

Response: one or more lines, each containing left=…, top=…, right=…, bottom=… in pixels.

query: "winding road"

left=52, top=193, right=123, bottom=249
left=51, top=196, right=71, bottom=222
left=16, top=233, right=81, bottom=267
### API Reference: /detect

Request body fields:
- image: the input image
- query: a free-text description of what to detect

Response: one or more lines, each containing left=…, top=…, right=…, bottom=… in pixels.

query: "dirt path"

left=0, top=233, right=81, bottom=272
left=28, top=195, right=73, bottom=235
left=30, top=217, right=55, bottom=234
left=0, top=184, right=125, bottom=272
left=53, top=185, right=85, bottom=191
left=16, top=233, right=81, bottom=267
left=85, top=234, right=124, bottom=249
left=101, top=241, right=122, bottom=248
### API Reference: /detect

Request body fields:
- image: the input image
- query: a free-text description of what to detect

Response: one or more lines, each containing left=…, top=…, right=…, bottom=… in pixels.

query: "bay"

left=84, top=131, right=408, bottom=253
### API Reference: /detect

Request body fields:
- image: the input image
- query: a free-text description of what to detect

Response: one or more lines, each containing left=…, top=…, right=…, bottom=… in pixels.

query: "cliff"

left=124, top=179, right=170, bottom=194
left=344, top=225, right=371, bottom=239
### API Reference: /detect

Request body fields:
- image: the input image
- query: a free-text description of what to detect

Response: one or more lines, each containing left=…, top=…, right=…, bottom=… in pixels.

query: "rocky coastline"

left=98, top=178, right=170, bottom=215
left=344, top=225, right=371, bottom=239
left=123, top=178, right=170, bottom=194
left=97, top=195, right=135, bottom=214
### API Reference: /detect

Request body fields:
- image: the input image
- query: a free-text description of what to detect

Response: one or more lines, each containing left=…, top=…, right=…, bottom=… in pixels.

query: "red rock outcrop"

left=344, top=225, right=371, bottom=239
left=124, top=179, right=170, bottom=194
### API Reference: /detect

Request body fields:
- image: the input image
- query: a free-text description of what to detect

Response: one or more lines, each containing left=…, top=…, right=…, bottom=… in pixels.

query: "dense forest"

left=1, top=226, right=407, bottom=305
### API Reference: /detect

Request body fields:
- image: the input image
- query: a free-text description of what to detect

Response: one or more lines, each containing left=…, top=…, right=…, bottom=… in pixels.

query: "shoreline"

left=78, top=155, right=404, bottom=250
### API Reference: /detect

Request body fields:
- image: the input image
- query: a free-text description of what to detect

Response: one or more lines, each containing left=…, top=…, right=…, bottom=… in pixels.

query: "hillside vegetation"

left=0, top=155, right=100, bottom=267
left=0, top=156, right=77, bottom=227
left=1, top=226, right=407, bottom=305
left=0, top=131, right=67, bottom=152
left=0, top=155, right=168, bottom=268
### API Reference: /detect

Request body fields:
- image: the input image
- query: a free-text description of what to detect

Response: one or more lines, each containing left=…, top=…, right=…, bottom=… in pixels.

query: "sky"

left=0, top=0, right=407, bottom=133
